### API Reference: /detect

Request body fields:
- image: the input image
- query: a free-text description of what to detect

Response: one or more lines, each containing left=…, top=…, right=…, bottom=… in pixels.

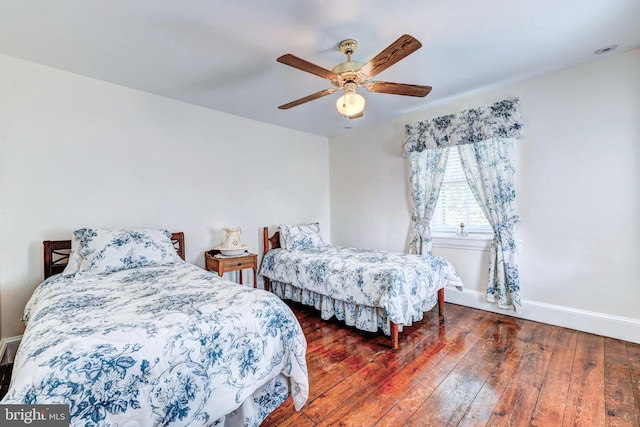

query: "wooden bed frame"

left=43, top=232, right=185, bottom=279
left=262, top=227, right=444, bottom=350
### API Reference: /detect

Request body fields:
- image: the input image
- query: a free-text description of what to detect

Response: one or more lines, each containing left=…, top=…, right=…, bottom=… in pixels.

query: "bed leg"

left=438, top=287, right=445, bottom=317
left=391, top=322, right=399, bottom=350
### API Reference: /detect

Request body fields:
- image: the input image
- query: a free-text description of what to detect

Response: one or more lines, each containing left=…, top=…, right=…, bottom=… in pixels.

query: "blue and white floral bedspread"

left=2, top=262, right=308, bottom=426
left=260, top=246, right=463, bottom=328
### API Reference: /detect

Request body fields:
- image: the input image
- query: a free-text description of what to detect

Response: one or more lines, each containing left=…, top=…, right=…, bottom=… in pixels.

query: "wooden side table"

left=204, top=250, right=258, bottom=288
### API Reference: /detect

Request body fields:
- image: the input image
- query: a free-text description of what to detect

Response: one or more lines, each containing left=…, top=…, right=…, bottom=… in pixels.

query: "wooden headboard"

left=43, top=232, right=185, bottom=279
left=262, top=227, right=281, bottom=255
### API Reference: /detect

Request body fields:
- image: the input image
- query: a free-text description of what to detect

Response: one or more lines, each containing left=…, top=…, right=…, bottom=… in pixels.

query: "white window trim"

left=432, top=233, right=492, bottom=251
left=432, top=233, right=523, bottom=251
left=432, top=224, right=493, bottom=235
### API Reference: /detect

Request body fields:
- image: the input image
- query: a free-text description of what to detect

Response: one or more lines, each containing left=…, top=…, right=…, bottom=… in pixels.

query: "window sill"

left=432, top=234, right=492, bottom=251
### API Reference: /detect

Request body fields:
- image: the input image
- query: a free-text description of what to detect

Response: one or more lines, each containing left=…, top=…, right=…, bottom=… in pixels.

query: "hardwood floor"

left=263, top=302, right=640, bottom=427
left=0, top=303, right=637, bottom=426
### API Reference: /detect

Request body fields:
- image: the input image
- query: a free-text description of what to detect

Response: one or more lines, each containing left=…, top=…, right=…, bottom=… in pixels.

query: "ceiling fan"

left=276, top=34, right=432, bottom=119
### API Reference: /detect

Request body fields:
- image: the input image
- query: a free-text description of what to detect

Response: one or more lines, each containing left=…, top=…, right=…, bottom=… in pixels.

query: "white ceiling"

left=1, top=0, right=639, bottom=137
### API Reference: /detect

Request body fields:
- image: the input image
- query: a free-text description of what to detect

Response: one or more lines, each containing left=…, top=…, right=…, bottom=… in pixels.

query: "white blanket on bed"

left=3, top=261, right=308, bottom=427
left=260, top=245, right=463, bottom=330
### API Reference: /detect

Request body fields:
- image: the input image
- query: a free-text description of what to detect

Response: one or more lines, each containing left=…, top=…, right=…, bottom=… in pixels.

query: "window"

left=432, top=148, right=491, bottom=234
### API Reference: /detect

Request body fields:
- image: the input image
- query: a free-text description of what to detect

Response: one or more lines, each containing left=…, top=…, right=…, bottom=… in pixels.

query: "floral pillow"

left=61, top=232, right=84, bottom=276
left=280, top=223, right=325, bottom=251
left=74, top=228, right=183, bottom=276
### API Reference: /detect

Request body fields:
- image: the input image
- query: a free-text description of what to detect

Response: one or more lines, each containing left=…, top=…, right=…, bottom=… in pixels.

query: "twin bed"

left=2, top=228, right=308, bottom=427
left=260, top=223, right=463, bottom=350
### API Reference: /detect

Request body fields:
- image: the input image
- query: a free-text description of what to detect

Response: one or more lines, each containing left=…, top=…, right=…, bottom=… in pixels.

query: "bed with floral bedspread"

left=260, top=224, right=463, bottom=348
left=2, top=228, right=308, bottom=427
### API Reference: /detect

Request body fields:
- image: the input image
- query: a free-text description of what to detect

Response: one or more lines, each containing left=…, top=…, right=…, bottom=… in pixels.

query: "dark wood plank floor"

left=0, top=303, right=637, bottom=426
left=263, top=302, right=640, bottom=427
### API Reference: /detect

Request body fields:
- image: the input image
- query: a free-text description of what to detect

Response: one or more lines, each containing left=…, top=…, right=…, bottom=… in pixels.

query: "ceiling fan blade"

left=278, top=88, right=337, bottom=110
left=366, top=81, right=432, bottom=97
left=277, top=54, right=340, bottom=81
left=359, top=34, right=422, bottom=78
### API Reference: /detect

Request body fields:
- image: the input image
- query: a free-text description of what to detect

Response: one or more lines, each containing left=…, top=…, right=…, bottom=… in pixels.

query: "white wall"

left=329, top=49, right=640, bottom=342
left=2, top=48, right=638, bottom=346
left=0, top=54, right=330, bottom=339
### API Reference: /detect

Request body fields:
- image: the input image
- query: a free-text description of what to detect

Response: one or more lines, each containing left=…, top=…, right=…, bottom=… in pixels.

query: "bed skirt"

left=216, top=373, right=290, bottom=426
left=270, top=281, right=438, bottom=336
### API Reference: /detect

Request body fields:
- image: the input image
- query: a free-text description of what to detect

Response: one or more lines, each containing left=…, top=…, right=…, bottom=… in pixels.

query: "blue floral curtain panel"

left=403, top=98, right=524, bottom=313
left=458, top=139, right=521, bottom=312
left=408, top=147, right=449, bottom=254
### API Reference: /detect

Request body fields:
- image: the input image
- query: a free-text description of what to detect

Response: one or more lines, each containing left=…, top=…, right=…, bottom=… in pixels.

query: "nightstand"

left=204, top=250, right=258, bottom=288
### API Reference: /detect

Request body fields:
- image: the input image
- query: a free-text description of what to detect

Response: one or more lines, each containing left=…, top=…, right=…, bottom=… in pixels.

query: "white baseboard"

left=445, top=288, right=640, bottom=344
left=0, top=336, right=23, bottom=365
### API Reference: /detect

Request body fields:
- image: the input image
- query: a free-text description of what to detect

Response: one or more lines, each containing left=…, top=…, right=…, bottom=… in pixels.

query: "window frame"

left=431, top=147, right=493, bottom=236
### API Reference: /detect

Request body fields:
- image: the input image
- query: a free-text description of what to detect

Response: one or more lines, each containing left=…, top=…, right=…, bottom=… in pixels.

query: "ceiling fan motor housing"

left=331, top=61, right=365, bottom=87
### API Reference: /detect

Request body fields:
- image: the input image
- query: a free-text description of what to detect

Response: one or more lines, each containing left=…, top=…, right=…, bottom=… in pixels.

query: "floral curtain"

left=458, top=139, right=521, bottom=312
left=408, top=147, right=449, bottom=254
left=403, top=98, right=524, bottom=312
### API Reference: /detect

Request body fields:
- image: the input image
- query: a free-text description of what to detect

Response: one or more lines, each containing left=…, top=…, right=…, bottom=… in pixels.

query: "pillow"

left=75, top=228, right=182, bottom=276
left=279, top=222, right=325, bottom=251
left=61, top=231, right=85, bottom=276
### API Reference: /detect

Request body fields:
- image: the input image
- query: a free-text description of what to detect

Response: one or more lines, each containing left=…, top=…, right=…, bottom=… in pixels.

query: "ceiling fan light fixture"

left=336, top=90, right=365, bottom=117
